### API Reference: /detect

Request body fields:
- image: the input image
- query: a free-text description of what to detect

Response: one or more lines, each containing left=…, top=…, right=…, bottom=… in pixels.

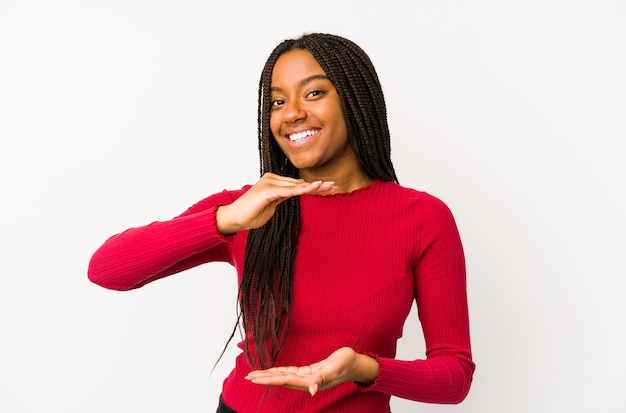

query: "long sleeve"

left=363, top=193, right=474, bottom=403
left=90, top=180, right=473, bottom=412
left=88, top=188, right=247, bottom=291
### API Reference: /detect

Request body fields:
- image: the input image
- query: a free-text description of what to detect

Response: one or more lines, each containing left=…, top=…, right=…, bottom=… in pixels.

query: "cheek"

left=327, top=99, right=348, bottom=137
left=329, top=112, right=348, bottom=141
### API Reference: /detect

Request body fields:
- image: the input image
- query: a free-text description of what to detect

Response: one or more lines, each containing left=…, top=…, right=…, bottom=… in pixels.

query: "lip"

left=284, top=128, right=320, bottom=149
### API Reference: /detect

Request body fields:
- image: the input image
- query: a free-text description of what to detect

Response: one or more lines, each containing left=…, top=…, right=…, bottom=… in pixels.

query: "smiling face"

left=270, top=49, right=366, bottom=185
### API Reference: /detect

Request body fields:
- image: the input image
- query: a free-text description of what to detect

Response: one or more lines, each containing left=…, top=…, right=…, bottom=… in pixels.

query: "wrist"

left=215, top=204, right=241, bottom=235
left=352, top=352, right=380, bottom=386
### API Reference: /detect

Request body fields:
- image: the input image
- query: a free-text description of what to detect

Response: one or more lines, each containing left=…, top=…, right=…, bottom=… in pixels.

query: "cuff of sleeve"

left=208, top=204, right=235, bottom=242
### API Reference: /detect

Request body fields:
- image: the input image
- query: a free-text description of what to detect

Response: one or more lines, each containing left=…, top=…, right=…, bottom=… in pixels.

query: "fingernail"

left=310, top=383, right=318, bottom=397
left=312, top=181, right=322, bottom=185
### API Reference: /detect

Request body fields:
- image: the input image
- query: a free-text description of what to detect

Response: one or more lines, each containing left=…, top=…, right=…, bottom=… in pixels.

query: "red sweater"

left=88, top=180, right=474, bottom=412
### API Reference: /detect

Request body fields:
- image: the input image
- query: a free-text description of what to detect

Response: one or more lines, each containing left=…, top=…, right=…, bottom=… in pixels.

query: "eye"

left=306, top=90, right=325, bottom=98
left=271, top=99, right=285, bottom=107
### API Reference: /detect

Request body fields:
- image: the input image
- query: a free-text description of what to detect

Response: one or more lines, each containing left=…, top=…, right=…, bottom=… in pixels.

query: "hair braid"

left=236, top=33, right=398, bottom=370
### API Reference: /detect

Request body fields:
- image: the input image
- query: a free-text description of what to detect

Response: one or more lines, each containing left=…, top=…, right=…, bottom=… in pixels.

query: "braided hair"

left=239, top=33, right=398, bottom=369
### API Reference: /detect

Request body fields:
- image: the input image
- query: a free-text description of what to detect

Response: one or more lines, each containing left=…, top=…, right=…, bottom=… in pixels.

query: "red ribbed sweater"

left=88, top=180, right=474, bottom=412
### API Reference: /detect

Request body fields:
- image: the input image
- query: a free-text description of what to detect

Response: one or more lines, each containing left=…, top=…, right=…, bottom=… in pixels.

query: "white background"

left=1, top=1, right=624, bottom=412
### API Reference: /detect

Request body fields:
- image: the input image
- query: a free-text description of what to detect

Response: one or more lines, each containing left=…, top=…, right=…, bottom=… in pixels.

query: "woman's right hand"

left=215, top=173, right=336, bottom=235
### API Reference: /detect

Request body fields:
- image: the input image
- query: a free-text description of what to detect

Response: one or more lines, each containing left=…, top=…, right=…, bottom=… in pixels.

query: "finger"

left=259, top=174, right=336, bottom=198
left=297, top=181, right=337, bottom=195
left=307, top=183, right=338, bottom=196
left=270, top=365, right=302, bottom=374
left=264, top=182, right=325, bottom=200
left=308, top=369, right=328, bottom=396
left=245, top=366, right=300, bottom=380
left=245, top=372, right=310, bottom=390
left=261, top=173, right=306, bottom=186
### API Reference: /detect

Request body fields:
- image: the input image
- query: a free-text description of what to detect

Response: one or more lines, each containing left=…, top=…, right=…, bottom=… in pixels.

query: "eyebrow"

left=270, top=74, right=331, bottom=92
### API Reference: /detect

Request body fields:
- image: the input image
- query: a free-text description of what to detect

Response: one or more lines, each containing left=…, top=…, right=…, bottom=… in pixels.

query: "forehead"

left=271, top=49, right=328, bottom=87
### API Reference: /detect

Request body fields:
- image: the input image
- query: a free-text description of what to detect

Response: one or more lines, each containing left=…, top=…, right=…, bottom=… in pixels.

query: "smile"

left=288, top=129, right=318, bottom=142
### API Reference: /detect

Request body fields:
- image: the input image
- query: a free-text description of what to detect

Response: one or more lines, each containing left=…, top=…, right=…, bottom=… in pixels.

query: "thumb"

left=309, top=370, right=327, bottom=396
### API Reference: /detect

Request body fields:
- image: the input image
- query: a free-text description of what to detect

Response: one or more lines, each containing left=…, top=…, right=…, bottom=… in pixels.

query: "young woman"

left=88, top=33, right=475, bottom=413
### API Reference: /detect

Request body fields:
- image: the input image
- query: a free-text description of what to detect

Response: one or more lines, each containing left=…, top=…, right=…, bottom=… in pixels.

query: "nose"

left=283, top=99, right=306, bottom=123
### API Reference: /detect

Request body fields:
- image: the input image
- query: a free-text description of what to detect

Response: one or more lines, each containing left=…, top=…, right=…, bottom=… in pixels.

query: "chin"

left=288, top=157, right=320, bottom=171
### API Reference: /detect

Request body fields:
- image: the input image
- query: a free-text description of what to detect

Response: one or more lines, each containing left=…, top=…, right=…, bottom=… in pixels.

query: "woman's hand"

left=244, top=347, right=380, bottom=396
left=216, top=172, right=336, bottom=235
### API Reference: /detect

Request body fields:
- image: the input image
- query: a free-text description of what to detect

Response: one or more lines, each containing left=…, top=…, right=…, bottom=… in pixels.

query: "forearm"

left=362, top=352, right=474, bottom=404
left=88, top=205, right=232, bottom=290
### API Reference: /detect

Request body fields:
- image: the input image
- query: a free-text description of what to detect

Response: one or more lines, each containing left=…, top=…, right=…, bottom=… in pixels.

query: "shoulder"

left=377, top=181, right=453, bottom=213
left=374, top=182, right=460, bottom=236
left=376, top=184, right=465, bottom=257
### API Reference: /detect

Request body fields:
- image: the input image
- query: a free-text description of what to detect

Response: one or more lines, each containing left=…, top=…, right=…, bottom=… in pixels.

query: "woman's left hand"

left=244, top=347, right=379, bottom=396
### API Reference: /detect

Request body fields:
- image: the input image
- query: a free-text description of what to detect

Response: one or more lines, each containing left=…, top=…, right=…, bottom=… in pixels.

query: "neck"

left=299, top=167, right=373, bottom=193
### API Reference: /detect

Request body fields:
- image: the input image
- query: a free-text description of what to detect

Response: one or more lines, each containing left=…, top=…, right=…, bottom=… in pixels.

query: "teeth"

left=289, top=130, right=316, bottom=141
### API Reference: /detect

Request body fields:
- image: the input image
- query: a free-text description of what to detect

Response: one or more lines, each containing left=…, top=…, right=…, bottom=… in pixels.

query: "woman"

left=88, top=33, right=474, bottom=413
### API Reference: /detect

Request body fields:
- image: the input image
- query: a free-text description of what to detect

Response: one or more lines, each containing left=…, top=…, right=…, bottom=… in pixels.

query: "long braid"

left=237, top=33, right=398, bottom=370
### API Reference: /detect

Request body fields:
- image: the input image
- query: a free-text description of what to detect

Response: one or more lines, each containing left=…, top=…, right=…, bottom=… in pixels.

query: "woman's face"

left=269, top=49, right=359, bottom=180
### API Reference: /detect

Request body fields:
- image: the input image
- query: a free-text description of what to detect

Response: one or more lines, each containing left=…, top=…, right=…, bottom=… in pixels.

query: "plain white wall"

left=1, top=1, right=624, bottom=412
